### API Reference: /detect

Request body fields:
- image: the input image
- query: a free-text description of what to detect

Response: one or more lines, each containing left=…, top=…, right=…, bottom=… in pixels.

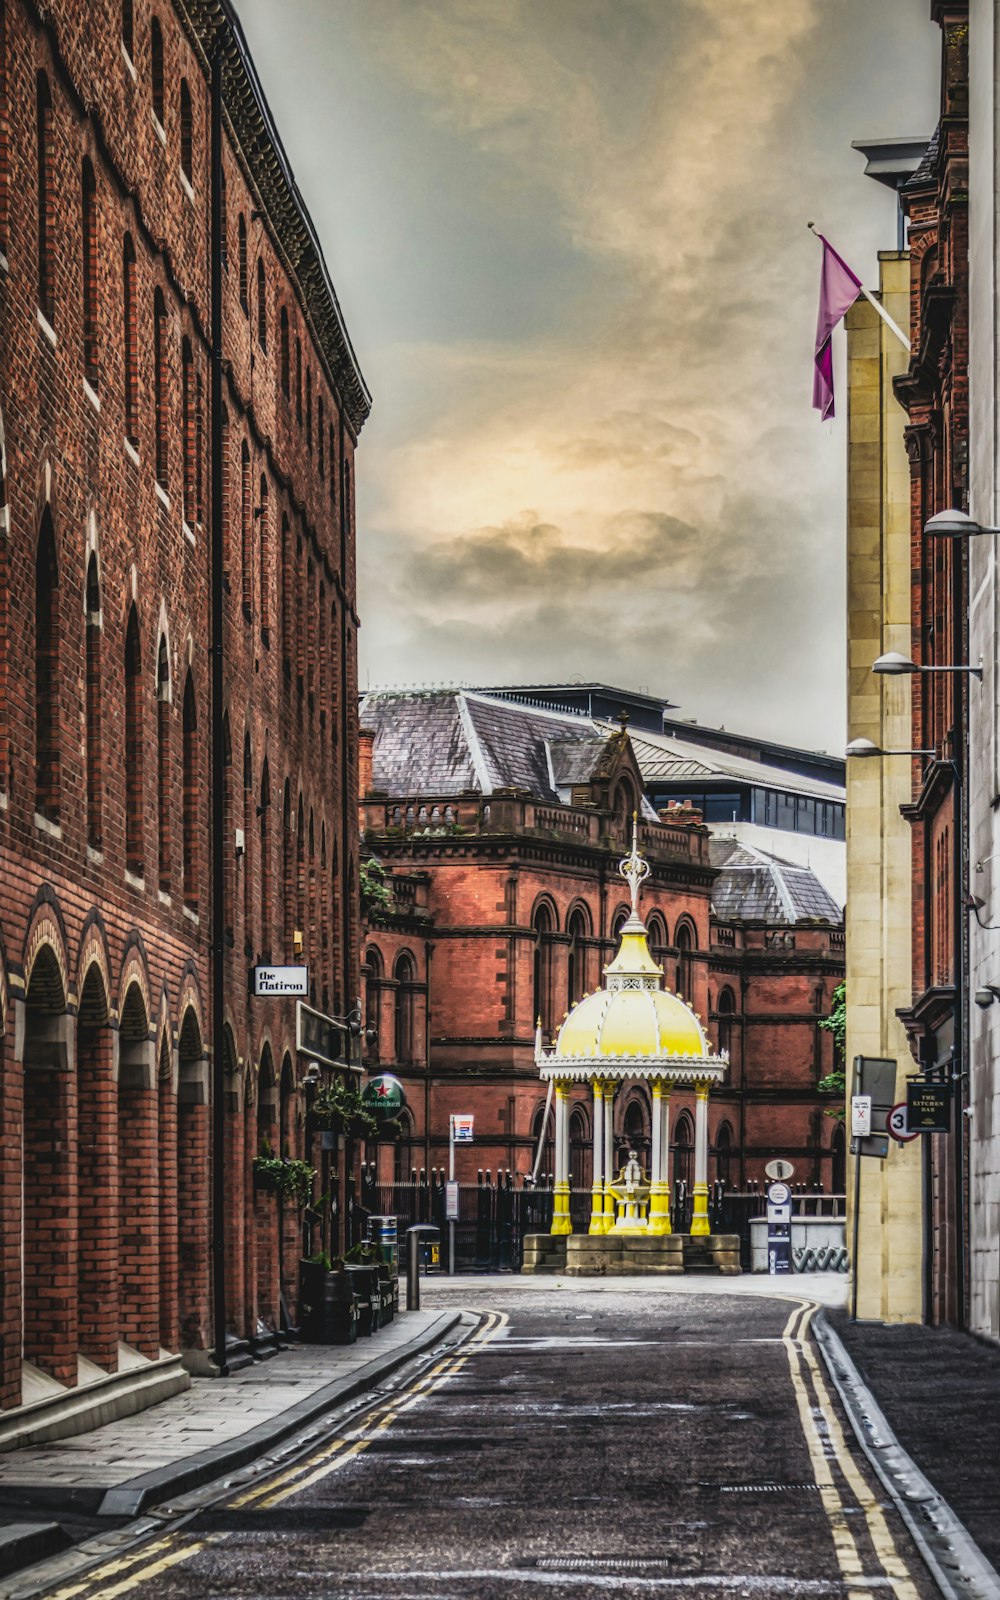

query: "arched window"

left=831, top=1124, right=846, bottom=1196
left=676, top=920, right=696, bottom=1001
left=715, top=1120, right=733, bottom=1188
left=622, top=1097, right=649, bottom=1168
left=610, top=904, right=629, bottom=943
left=613, top=778, right=635, bottom=837
left=308, top=809, right=317, bottom=977
left=365, top=947, right=382, bottom=1066
left=647, top=912, right=668, bottom=976
left=85, top=554, right=102, bottom=848
left=570, top=1105, right=588, bottom=1190
left=181, top=338, right=194, bottom=526
left=35, top=513, right=60, bottom=820
left=123, top=235, right=138, bottom=446
left=281, top=513, right=292, bottom=671
left=259, top=758, right=271, bottom=954
left=532, top=902, right=555, bottom=1036
left=320, top=822, right=330, bottom=1009
left=124, top=606, right=143, bottom=876
left=153, top=287, right=168, bottom=488
left=220, top=711, right=232, bottom=939
left=150, top=17, right=164, bottom=126
left=179, top=79, right=192, bottom=181
left=121, top=0, right=134, bottom=60
left=567, top=906, right=589, bottom=1006
left=240, top=439, right=251, bottom=615
left=36, top=72, right=53, bottom=322
left=258, top=476, right=269, bottom=636
left=306, top=558, right=316, bottom=704
left=716, top=986, right=736, bottom=1059
left=182, top=673, right=197, bottom=909
left=256, top=257, right=266, bottom=348
left=394, top=952, right=415, bottom=1064
left=282, top=780, right=292, bottom=954
left=328, top=424, right=336, bottom=511
left=343, top=459, right=352, bottom=533
left=532, top=1102, right=554, bottom=1186
left=220, top=167, right=228, bottom=270
left=318, top=398, right=325, bottom=476
left=238, top=213, right=248, bottom=314
left=295, top=336, right=302, bottom=422
left=0, top=0, right=8, bottom=256
left=195, top=370, right=204, bottom=526
left=296, top=794, right=305, bottom=945
left=279, top=307, right=289, bottom=396
left=305, top=368, right=312, bottom=452
left=242, top=730, right=253, bottom=950
left=82, top=159, right=98, bottom=387
left=673, top=1112, right=693, bottom=1191
left=279, top=1053, right=294, bottom=1158
left=156, top=634, right=170, bottom=891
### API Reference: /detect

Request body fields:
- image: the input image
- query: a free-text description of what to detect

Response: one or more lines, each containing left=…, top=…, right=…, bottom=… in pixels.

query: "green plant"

left=360, top=854, right=393, bottom=916
left=818, top=982, right=846, bottom=1120
left=253, top=1146, right=316, bottom=1206
left=312, top=1080, right=378, bottom=1136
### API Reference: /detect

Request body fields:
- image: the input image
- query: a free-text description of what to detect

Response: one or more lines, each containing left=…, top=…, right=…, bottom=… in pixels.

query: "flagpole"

left=807, top=222, right=911, bottom=354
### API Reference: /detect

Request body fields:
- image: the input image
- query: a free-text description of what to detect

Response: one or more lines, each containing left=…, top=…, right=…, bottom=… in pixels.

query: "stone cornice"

left=177, top=0, right=372, bottom=436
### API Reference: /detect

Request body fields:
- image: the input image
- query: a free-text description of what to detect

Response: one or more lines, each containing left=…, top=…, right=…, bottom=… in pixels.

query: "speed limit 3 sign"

left=887, top=1102, right=919, bottom=1144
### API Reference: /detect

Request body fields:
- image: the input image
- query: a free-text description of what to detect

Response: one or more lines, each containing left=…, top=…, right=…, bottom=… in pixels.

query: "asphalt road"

left=32, top=1286, right=938, bottom=1599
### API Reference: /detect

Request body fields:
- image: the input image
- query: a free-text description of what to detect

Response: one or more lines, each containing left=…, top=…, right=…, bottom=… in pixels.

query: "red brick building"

left=0, top=0, right=366, bottom=1424
left=359, top=692, right=844, bottom=1199
left=893, top=4, right=969, bottom=1324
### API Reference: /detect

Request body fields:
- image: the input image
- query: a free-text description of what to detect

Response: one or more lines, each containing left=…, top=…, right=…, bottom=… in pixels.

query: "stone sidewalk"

left=0, top=1308, right=464, bottom=1576
left=829, top=1310, right=1000, bottom=1581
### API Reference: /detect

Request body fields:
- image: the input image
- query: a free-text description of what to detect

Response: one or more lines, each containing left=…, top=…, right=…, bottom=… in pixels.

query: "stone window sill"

left=124, top=869, right=145, bottom=891
left=83, top=378, right=101, bottom=413
left=34, top=811, right=62, bottom=839
left=155, top=481, right=171, bottom=511
left=36, top=308, right=57, bottom=348
left=124, top=437, right=140, bottom=468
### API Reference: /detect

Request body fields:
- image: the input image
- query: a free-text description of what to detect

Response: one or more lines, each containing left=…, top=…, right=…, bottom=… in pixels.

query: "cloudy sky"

left=238, top=0, right=939, bottom=751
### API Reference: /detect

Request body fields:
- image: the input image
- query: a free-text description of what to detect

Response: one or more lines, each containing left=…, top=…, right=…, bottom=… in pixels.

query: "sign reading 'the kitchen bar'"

left=250, top=965, right=308, bottom=998
left=906, top=1078, right=952, bottom=1134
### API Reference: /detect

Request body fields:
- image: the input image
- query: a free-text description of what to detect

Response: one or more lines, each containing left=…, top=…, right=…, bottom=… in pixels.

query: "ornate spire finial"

left=619, top=810, right=650, bottom=919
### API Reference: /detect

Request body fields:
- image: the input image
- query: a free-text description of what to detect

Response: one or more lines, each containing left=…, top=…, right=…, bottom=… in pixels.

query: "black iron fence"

left=349, top=1170, right=845, bottom=1272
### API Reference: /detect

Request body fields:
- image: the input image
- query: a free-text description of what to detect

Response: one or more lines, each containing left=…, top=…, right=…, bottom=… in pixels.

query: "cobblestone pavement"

left=17, top=1280, right=940, bottom=1600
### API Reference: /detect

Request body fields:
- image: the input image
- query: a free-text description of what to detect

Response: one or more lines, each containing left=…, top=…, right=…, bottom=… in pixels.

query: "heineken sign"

left=361, top=1074, right=406, bottom=1118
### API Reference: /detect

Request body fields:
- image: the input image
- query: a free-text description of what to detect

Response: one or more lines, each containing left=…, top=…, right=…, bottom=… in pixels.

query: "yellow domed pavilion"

left=532, top=818, right=730, bottom=1265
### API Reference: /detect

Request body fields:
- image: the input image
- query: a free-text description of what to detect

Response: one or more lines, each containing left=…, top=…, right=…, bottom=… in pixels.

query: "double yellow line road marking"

left=782, top=1299, right=921, bottom=1600
left=44, top=1312, right=507, bottom=1600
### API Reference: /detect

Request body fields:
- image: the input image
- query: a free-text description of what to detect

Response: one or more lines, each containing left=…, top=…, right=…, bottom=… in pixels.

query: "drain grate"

left=531, top=1556, right=685, bottom=1573
left=715, top=1482, right=822, bottom=1495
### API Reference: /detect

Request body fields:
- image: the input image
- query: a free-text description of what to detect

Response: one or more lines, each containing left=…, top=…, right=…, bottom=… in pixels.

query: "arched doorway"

left=714, top=1120, right=733, bottom=1188
left=569, top=1103, right=589, bottom=1190
left=621, top=1093, right=650, bottom=1171
left=22, top=943, right=75, bottom=1384
left=77, top=961, right=116, bottom=1371
left=177, top=1005, right=209, bottom=1351
left=157, top=1028, right=178, bottom=1353
left=673, top=1111, right=694, bottom=1192
left=255, top=1045, right=279, bottom=1333
left=118, top=981, right=158, bottom=1357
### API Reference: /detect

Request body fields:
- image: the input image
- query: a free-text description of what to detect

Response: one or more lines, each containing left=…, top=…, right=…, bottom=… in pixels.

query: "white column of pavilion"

left=552, top=1081, right=571, bottom=1234
left=589, top=1079, right=604, bottom=1234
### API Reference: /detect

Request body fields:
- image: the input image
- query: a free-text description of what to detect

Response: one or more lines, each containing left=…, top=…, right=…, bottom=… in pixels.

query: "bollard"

left=405, top=1224, right=439, bottom=1312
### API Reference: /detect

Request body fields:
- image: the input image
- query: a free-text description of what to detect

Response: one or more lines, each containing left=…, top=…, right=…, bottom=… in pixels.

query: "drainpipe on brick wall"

left=210, top=36, right=228, bottom=1375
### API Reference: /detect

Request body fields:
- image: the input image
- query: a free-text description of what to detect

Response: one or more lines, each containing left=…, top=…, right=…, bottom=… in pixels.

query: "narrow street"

left=32, top=1286, right=937, bottom=1600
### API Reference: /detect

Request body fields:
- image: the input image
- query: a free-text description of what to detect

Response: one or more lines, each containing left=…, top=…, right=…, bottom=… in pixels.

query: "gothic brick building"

left=0, top=0, right=365, bottom=1426
left=359, top=692, right=844, bottom=1197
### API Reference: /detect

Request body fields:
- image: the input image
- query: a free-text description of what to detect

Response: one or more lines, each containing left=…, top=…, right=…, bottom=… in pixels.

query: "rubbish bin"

left=368, top=1215, right=398, bottom=1271
left=405, top=1224, right=440, bottom=1312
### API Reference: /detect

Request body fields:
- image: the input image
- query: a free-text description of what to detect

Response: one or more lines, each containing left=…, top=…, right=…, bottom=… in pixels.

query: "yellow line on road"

left=43, top=1540, right=203, bottom=1600
left=782, top=1299, right=921, bottom=1600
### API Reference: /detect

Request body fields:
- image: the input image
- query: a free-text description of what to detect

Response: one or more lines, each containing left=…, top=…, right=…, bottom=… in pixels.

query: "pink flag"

left=813, top=233, right=862, bottom=421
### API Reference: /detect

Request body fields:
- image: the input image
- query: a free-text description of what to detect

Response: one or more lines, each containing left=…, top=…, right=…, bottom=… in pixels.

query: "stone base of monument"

left=520, top=1232, right=741, bottom=1276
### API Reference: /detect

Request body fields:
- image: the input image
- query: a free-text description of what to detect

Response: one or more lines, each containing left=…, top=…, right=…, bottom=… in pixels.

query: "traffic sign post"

left=766, top=1182, right=792, bottom=1275
left=447, top=1115, right=473, bottom=1276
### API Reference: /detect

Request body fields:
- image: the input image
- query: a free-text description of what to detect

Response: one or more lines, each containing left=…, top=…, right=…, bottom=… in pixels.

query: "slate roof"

left=359, top=690, right=633, bottom=805
left=620, top=727, right=846, bottom=803
left=709, top=839, right=842, bottom=925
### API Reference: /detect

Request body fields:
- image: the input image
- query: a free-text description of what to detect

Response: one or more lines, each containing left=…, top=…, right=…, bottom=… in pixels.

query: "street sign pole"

left=448, top=1116, right=455, bottom=1277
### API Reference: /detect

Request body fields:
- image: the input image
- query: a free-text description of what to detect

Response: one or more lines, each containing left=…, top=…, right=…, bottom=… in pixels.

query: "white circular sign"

left=768, top=1181, right=792, bottom=1206
left=887, top=1102, right=919, bottom=1144
left=765, top=1159, right=795, bottom=1182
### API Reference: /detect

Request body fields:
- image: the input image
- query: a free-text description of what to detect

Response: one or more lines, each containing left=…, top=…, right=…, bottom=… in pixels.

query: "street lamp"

left=924, top=509, right=1000, bottom=538
left=844, top=738, right=935, bottom=758
left=872, top=651, right=982, bottom=682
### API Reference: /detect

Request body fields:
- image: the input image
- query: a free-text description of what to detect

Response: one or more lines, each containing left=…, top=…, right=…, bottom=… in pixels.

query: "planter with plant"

left=298, top=1250, right=359, bottom=1345
left=311, top=1081, right=379, bottom=1140
left=252, top=1144, right=317, bottom=1207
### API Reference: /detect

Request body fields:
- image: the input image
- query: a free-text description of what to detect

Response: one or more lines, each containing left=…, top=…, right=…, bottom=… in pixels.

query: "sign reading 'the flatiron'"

left=906, top=1079, right=952, bottom=1134
left=250, top=965, right=308, bottom=997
